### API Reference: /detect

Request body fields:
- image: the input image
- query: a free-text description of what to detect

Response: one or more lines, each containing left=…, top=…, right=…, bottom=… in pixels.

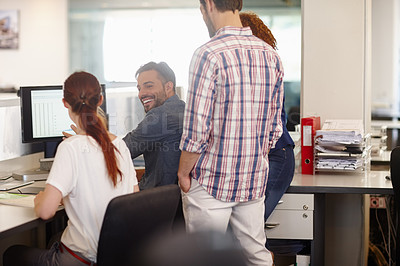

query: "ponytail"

left=64, top=72, right=121, bottom=186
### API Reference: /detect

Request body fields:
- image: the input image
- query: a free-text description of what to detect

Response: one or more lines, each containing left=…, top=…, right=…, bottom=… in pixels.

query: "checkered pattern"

left=180, top=26, right=284, bottom=202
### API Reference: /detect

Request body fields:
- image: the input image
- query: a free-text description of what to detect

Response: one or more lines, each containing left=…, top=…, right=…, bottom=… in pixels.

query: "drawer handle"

left=303, top=205, right=309, bottom=210
left=277, top=200, right=284, bottom=205
left=265, top=223, right=280, bottom=229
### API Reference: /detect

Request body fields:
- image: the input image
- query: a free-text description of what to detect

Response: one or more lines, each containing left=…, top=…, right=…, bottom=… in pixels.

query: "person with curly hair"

left=240, top=11, right=277, bottom=49
left=240, top=10, right=295, bottom=235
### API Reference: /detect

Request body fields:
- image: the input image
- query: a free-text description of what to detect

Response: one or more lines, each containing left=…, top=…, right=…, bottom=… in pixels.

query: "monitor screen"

left=20, top=85, right=107, bottom=143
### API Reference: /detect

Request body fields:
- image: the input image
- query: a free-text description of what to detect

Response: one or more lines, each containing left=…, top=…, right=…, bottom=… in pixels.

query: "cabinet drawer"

left=265, top=209, right=313, bottom=240
left=275, top=194, right=314, bottom=211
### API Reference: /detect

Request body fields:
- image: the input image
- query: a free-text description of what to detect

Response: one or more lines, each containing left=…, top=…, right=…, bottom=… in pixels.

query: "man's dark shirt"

left=123, top=95, right=185, bottom=190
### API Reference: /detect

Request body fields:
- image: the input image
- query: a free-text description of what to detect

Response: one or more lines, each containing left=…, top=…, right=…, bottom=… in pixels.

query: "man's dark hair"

left=200, top=0, right=242, bottom=12
left=135, top=61, right=176, bottom=90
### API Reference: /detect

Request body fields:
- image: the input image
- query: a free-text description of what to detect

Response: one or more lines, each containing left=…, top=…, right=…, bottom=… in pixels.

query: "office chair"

left=97, top=184, right=181, bottom=266
left=390, top=147, right=400, bottom=264
left=286, top=105, right=300, bottom=131
left=142, top=230, right=247, bottom=266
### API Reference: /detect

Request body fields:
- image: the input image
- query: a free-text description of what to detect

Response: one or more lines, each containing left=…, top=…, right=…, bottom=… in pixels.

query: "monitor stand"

left=44, top=140, right=61, bottom=158
left=12, top=169, right=49, bottom=182
left=12, top=141, right=59, bottom=182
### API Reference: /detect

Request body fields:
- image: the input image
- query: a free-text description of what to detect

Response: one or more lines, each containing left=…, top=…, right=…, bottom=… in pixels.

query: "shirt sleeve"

left=123, top=110, right=166, bottom=159
left=46, top=141, right=76, bottom=197
left=180, top=48, right=217, bottom=154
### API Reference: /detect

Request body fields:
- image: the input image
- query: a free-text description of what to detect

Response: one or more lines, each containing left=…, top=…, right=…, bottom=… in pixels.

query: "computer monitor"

left=20, top=84, right=107, bottom=157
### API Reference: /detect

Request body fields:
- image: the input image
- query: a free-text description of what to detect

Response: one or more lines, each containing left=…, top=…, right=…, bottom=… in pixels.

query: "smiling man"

left=123, top=61, right=185, bottom=190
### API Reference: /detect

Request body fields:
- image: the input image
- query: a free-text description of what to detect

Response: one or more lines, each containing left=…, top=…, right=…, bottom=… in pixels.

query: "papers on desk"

left=321, top=119, right=364, bottom=135
left=316, top=158, right=363, bottom=171
left=316, top=131, right=363, bottom=145
left=315, top=131, right=365, bottom=156
left=0, top=193, right=35, bottom=208
left=317, top=119, right=364, bottom=146
left=314, top=119, right=370, bottom=172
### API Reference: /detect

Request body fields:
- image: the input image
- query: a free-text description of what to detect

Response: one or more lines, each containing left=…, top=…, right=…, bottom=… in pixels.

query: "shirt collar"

left=214, top=26, right=252, bottom=37
left=166, top=94, right=179, bottom=103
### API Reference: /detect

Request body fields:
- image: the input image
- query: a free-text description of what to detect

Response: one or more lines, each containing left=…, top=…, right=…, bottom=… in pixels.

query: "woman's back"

left=3, top=71, right=139, bottom=266
left=46, top=135, right=137, bottom=262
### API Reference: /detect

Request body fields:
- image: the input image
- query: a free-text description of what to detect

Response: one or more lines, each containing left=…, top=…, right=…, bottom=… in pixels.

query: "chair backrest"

left=142, top=230, right=247, bottom=266
left=390, top=147, right=400, bottom=263
left=97, top=184, right=181, bottom=266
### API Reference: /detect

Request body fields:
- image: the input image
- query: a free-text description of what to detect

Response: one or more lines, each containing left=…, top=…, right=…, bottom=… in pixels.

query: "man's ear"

left=204, top=0, right=214, bottom=13
left=164, top=81, right=175, bottom=95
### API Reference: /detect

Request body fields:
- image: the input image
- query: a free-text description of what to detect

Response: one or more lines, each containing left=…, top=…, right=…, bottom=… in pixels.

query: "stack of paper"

left=314, top=119, right=369, bottom=172
left=321, top=119, right=364, bottom=135
left=316, top=158, right=363, bottom=171
left=316, top=131, right=362, bottom=145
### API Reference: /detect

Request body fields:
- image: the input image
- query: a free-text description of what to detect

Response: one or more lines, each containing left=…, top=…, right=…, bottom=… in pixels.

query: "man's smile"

left=141, top=97, right=154, bottom=105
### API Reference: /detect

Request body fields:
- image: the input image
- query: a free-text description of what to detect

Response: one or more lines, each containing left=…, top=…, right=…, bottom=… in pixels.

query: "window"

left=103, top=9, right=209, bottom=88
left=70, top=7, right=301, bottom=86
left=69, top=7, right=301, bottom=133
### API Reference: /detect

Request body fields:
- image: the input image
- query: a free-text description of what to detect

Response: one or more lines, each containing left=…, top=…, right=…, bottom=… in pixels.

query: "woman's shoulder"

left=112, top=136, right=128, bottom=149
left=59, top=135, right=98, bottom=153
left=62, top=134, right=90, bottom=144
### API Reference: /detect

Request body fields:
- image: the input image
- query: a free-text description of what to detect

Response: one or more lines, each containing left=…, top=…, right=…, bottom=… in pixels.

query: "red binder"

left=301, top=116, right=321, bottom=175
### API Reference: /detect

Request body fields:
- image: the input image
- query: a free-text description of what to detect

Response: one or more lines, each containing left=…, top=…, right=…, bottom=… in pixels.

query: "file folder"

left=301, top=116, right=321, bottom=174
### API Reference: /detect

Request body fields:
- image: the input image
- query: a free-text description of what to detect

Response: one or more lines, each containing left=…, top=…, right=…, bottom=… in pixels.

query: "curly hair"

left=240, top=11, right=277, bottom=50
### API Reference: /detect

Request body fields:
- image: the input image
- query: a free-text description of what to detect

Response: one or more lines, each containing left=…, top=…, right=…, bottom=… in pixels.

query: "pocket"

left=182, top=182, right=192, bottom=195
left=180, top=179, right=191, bottom=195
left=181, top=178, right=200, bottom=195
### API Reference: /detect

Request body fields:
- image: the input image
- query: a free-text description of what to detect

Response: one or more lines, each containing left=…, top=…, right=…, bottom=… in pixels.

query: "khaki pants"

left=182, top=179, right=273, bottom=266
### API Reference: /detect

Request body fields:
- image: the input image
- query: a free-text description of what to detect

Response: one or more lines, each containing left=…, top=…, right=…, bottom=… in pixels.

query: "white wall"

left=0, top=0, right=68, bottom=162
left=301, top=0, right=372, bottom=264
left=301, top=0, right=371, bottom=130
left=0, top=0, right=68, bottom=88
left=371, top=0, right=400, bottom=113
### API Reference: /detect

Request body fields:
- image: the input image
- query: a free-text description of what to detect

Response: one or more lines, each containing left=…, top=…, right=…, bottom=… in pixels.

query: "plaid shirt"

left=180, top=26, right=284, bottom=202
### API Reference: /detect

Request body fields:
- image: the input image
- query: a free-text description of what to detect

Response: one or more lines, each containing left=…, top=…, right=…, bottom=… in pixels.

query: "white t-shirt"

left=46, top=135, right=137, bottom=262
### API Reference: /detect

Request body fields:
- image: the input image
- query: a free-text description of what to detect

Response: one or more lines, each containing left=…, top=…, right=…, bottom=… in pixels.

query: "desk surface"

left=0, top=167, right=394, bottom=239
left=0, top=153, right=146, bottom=239
left=0, top=180, right=57, bottom=239
left=0, top=204, right=39, bottom=239
left=371, top=150, right=391, bottom=165
left=288, top=170, right=393, bottom=194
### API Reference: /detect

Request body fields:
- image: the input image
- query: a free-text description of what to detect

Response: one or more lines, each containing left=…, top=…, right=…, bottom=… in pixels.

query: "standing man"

left=178, top=1, right=283, bottom=265
left=124, top=61, right=185, bottom=190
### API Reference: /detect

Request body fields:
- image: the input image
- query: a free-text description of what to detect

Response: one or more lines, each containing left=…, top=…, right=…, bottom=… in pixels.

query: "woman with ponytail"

left=3, top=72, right=139, bottom=266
